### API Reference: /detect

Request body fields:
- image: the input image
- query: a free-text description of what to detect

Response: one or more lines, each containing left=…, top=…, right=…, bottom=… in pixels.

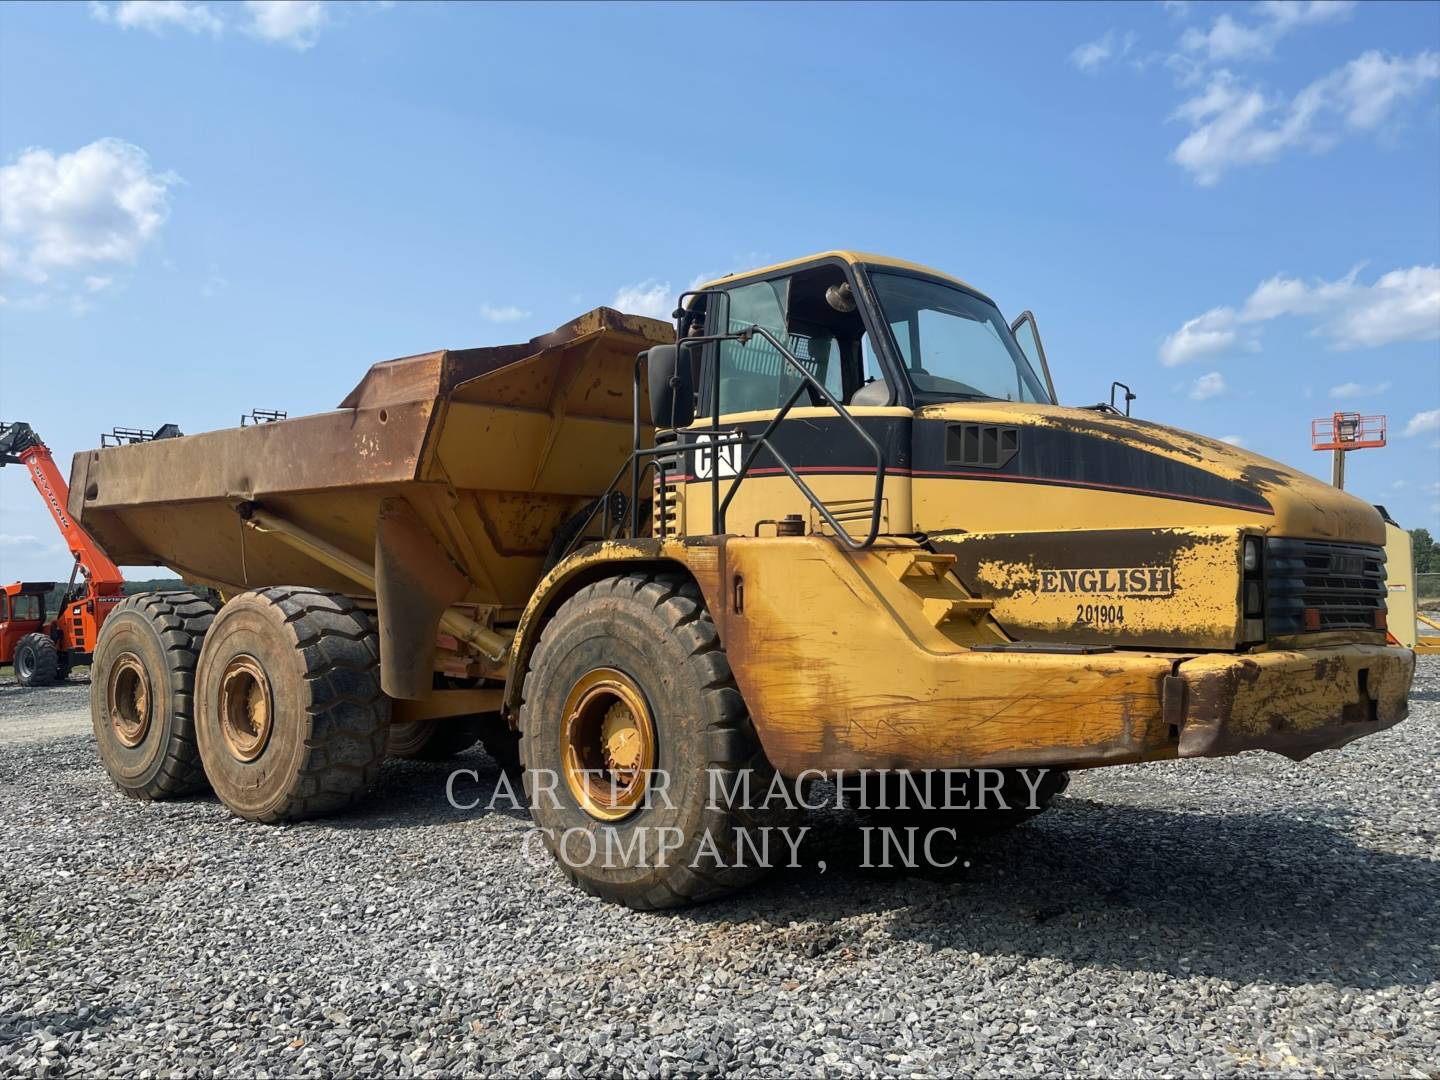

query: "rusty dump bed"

left=70, top=308, right=673, bottom=620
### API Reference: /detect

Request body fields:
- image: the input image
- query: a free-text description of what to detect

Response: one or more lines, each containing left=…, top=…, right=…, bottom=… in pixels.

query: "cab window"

left=871, top=272, right=1051, bottom=404
left=706, top=264, right=887, bottom=417
left=10, top=594, right=42, bottom=621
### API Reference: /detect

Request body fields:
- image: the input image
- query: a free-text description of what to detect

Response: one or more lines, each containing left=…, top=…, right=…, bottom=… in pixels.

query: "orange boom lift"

left=1, top=422, right=125, bottom=685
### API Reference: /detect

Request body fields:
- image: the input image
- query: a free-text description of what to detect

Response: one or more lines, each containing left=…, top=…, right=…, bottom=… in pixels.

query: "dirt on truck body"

left=73, top=251, right=1414, bottom=908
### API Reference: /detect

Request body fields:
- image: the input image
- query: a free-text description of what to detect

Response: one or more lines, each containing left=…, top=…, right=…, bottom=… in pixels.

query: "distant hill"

left=38, top=578, right=198, bottom=615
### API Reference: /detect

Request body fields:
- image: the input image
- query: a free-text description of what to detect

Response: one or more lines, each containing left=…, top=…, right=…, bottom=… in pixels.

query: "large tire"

left=195, top=587, right=389, bottom=823
left=90, top=591, right=217, bottom=799
left=14, top=633, right=59, bottom=687
left=519, top=571, right=788, bottom=909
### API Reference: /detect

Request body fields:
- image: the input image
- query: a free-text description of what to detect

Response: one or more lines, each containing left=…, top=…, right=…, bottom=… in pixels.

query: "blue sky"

left=1, top=0, right=1437, bottom=582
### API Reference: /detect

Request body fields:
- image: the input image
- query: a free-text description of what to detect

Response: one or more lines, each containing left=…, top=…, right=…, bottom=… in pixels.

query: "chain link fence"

left=1418, top=572, right=1440, bottom=606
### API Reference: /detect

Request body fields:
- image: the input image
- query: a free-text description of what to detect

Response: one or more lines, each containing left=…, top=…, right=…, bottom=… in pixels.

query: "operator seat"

left=850, top=379, right=890, bottom=407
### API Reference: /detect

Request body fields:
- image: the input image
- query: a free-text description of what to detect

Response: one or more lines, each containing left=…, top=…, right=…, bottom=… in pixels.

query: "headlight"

left=1243, top=537, right=1262, bottom=573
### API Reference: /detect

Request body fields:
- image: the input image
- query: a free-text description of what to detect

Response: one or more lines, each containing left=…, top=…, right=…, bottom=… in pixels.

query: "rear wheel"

left=195, top=587, right=389, bottom=823
left=388, top=710, right=521, bottom=777
left=388, top=715, right=484, bottom=760
left=14, top=634, right=59, bottom=686
left=520, top=571, right=788, bottom=909
left=90, top=591, right=217, bottom=799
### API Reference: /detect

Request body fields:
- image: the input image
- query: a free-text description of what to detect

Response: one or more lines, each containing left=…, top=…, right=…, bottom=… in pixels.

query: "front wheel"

left=519, top=572, right=788, bottom=909
left=14, top=633, right=59, bottom=687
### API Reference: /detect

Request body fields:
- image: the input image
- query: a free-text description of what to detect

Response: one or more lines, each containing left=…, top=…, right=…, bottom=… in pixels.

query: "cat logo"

left=692, top=432, right=742, bottom=480
left=1037, top=566, right=1174, bottom=597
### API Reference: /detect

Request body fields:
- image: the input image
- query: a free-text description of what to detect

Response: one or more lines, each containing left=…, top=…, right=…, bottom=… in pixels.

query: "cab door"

left=680, top=259, right=911, bottom=540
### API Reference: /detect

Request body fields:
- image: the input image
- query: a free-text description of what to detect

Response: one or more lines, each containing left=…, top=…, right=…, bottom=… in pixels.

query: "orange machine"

left=1, top=422, right=125, bottom=685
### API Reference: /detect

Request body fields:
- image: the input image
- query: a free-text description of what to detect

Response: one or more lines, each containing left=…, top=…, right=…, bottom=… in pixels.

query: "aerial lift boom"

left=1, top=422, right=125, bottom=684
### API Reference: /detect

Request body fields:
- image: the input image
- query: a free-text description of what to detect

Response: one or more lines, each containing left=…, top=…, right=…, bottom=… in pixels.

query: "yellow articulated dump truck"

left=72, top=252, right=1414, bottom=908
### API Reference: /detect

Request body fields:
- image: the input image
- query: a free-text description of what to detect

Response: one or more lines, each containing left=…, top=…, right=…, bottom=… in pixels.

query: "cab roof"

left=694, top=251, right=993, bottom=305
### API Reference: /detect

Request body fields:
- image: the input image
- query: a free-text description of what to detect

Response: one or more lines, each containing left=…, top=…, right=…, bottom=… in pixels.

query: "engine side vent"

left=945, top=424, right=1019, bottom=470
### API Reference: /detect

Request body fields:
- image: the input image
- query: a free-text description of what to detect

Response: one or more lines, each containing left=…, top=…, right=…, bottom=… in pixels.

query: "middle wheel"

left=195, top=587, right=390, bottom=823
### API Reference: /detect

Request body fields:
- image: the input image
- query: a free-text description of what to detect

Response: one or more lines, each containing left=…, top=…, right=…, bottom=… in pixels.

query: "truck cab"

left=663, top=252, right=1389, bottom=654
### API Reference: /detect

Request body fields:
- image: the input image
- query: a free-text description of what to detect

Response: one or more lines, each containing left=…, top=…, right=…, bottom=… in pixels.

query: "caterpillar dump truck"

left=72, top=252, right=1414, bottom=907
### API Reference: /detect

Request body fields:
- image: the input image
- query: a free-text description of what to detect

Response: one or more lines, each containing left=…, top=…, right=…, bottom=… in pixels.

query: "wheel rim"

left=218, top=655, right=273, bottom=762
left=560, top=667, right=656, bottom=822
left=17, top=647, right=34, bottom=679
left=108, top=653, right=152, bottom=748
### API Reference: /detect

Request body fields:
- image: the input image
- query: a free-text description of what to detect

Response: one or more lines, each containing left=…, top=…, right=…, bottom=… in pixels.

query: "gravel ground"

left=2, top=660, right=1437, bottom=1077
left=0, top=677, right=91, bottom=743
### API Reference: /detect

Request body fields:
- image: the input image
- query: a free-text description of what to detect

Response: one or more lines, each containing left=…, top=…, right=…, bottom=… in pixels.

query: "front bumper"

left=1170, top=644, right=1413, bottom=762
left=713, top=537, right=1415, bottom=774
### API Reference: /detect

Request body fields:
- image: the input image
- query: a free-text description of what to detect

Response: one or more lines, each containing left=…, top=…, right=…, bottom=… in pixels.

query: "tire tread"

left=102, top=591, right=217, bottom=798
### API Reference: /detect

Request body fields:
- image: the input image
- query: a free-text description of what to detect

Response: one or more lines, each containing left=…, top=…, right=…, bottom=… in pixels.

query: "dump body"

left=71, top=308, right=671, bottom=622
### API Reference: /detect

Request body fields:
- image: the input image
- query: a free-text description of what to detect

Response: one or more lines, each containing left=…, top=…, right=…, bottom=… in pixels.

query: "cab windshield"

left=870, top=272, right=1052, bottom=404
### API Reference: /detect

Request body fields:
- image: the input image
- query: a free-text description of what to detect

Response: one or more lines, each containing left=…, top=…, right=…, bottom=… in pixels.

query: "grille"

left=1265, top=538, right=1386, bottom=635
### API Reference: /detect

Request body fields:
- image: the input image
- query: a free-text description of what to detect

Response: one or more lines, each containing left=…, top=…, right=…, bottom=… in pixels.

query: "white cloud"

left=84, top=275, right=114, bottom=293
left=1160, top=264, right=1440, bottom=364
left=1331, top=48, right=1440, bottom=128
left=1403, top=409, right=1440, bottom=437
left=1180, top=2, right=1354, bottom=64
left=1160, top=306, right=1240, bottom=366
left=1181, top=15, right=1272, bottom=64
left=91, top=0, right=359, bottom=48
left=1172, top=50, right=1440, bottom=184
left=0, top=534, right=44, bottom=548
left=89, top=0, right=223, bottom=36
left=1242, top=265, right=1440, bottom=349
left=0, top=138, right=175, bottom=288
left=1220, top=434, right=1248, bottom=447
left=479, top=303, right=531, bottom=323
left=612, top=280, right=674, bottom=320
left=1190, top=371, right=1228, bottom=400
left=243, top=0, right=327, bottom=50
left=1071, top=30, right=1137, bottom=73
left=1329, top=380, right=1392, bottom=399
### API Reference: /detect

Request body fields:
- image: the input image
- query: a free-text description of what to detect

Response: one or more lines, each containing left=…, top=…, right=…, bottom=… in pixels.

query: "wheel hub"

left=218, top=655, right=273, bottom=762
left=107, top=653, right=151, bottom=748
left=561, top=668, right=656, bottom=821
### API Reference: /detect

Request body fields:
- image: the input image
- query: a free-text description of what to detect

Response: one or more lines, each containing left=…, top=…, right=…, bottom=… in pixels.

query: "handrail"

left=711, top=325, right=886, bottom=549
left=555, top=324, right=890, bottom=564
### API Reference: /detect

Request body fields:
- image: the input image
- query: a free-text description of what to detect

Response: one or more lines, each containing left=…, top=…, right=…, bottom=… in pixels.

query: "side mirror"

left=1010, top=310, right=1057, bottom=404
left=644, top=345, right=694, bottom=429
